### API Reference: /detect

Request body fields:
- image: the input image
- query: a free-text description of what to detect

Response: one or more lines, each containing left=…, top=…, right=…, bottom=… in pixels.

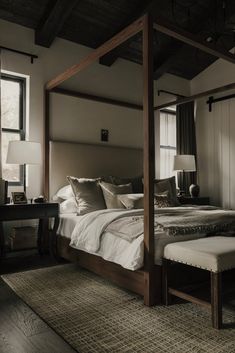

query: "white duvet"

left=68, top=207, right=211, bottom=270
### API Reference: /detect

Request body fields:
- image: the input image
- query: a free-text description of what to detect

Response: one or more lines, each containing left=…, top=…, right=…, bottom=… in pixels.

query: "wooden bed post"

left=143, top=14, right=156, bottom=306
left=44, top=89, right=50, bottom=199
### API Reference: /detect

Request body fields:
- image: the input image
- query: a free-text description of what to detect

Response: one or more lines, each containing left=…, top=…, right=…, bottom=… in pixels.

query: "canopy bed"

left=44, top=14, right=235, bottom=306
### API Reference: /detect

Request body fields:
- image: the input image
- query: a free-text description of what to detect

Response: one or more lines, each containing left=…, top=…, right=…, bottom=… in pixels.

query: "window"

left=160, top=109, right=176, bottom=179
left=1, top=73, right=26, bottom=185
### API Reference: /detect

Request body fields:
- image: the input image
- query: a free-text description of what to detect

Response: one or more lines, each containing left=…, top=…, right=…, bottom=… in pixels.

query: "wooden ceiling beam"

left=46, top=16, right=144, bottom=90
left=153, top=42, right=183, bottom=80
left=99, top=0, right=155, bottom=67
left=153, top=20, right=235, bottom=65
left=155, top=82, right=235, bottom=110
left=154, top=3, right=235, bottom=80
left=35, top=0, right=78, bottom=48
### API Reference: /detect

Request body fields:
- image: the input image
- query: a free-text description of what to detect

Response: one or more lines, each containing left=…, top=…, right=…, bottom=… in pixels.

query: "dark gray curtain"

left=0, top=48, right=2, bottom=177
left=176, top=101, right=197, bottom=193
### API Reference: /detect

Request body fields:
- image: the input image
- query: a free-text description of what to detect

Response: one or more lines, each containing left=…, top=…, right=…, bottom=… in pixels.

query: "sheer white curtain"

left=160, top=111, right=176, bottom=179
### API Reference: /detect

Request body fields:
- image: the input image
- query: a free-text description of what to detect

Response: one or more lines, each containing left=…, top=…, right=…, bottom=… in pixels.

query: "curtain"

left=176, top=101, right=197, bottom=193
left=0, top=48, right=2, bottom=178
left=160, top=111, right=176, bottom=179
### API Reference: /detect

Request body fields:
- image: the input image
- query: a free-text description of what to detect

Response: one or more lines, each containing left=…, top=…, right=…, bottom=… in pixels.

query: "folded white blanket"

left=70, top=209, right=144, bottom=253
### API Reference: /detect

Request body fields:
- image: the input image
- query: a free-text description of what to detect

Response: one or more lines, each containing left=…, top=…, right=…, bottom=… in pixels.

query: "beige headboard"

left=49, top=141, right=143, bottom=198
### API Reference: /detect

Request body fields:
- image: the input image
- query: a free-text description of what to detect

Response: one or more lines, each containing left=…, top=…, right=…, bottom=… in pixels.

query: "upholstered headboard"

left=49, top=141, right=143, bottom=198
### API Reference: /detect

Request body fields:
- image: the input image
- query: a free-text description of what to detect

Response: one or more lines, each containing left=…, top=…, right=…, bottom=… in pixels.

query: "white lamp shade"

left=173, top=155, right=196, bottom=172
left=7, top=141, right=42, bottom=165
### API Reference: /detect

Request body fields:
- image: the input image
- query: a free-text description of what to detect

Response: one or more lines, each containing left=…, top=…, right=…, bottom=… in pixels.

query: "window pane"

left=2, top=132, right=21, bottom=182
left=160, top=147, right=176, bottom=179
left=1, top=79, right=20, bottom=129
left=160, top=111, right=177, bottom=180
left=160, top=113, right=176, bottom=148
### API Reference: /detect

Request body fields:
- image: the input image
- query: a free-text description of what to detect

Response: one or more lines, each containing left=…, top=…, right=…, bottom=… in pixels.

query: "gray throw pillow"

left=118, top=193, right=144, bottom=209
left=100, top=181, right=133, bottom=209
left=111, top=175, right=143, bottom=193
left=67, top=176, right=106, bottom=215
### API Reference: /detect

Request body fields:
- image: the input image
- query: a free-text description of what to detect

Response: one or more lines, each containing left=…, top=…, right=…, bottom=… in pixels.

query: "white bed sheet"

left=57, top=213, right=206, bottom=270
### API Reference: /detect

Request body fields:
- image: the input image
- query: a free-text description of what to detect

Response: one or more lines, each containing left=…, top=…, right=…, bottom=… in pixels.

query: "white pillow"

left=53, top=185, right=74, bottom=201
left=59, top=198, right=77, bottom=214
left=118, top=193, right=144, bottom=209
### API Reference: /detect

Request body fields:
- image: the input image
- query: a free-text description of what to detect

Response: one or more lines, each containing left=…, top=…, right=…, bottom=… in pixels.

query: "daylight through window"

left=160, top=109, right=176, bottom=179
left=1, top=74, right=25, bottom=185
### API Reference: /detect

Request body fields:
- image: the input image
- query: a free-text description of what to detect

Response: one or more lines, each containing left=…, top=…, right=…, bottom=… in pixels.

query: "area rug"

left=2, top=264, right=235, bottom=353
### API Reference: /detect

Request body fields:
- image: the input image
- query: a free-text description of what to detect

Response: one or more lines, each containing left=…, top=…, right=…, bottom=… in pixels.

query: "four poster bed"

left=44, top=14, right=235, bottom=306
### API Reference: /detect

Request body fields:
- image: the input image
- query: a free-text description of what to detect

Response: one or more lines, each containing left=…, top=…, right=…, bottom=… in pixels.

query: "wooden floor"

left=0, top=253, right=77, bottom=353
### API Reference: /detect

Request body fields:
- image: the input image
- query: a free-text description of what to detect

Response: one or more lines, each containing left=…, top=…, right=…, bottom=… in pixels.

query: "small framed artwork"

left=12, top=192, right=28, bottom=204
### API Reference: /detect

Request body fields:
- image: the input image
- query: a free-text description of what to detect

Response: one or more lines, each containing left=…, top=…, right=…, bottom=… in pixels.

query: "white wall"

left=191, top=56, right=235, bottom=208
left=0, top=19, right=190, bottom=197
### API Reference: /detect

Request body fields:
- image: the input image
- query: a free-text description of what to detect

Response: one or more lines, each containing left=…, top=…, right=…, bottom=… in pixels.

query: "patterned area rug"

left=2, top=264, right=235, bottom=353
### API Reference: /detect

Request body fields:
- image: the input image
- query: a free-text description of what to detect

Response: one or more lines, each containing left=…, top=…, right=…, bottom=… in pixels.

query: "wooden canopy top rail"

left=45, top=15, right=235, bottom=91
left=44, top=13, right=235, bottom=306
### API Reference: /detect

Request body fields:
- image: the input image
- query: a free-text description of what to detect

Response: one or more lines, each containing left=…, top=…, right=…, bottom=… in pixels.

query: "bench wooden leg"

left=211, top=272, right=222, bottom=329
left=162, top=258, right=171, bottom=305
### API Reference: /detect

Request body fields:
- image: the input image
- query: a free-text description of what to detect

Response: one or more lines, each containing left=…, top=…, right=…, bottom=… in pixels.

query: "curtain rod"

left=207, top=93, right=235, bottom=112
left=0, top=46, right=38, bottom=63
left=155, top=81, right=235, bottom=110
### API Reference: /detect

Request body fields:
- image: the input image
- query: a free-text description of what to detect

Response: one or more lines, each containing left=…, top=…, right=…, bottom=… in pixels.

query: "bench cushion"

left=164, top=236, right=235, bottom=272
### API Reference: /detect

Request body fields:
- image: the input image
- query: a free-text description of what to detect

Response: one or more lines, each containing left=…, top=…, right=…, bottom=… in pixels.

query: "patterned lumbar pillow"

left=118, top=193, right=144, bottom=209
left=100, top=181, right=133, bottom=209
left=154, top=191, right=174, bottom=208
left=154, top=176, right=179, bottom=206
left=67, top=176, right=106, bottom=215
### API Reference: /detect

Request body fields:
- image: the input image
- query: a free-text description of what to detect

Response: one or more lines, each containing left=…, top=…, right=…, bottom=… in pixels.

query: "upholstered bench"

left=163, top=236, right=235, bottom=329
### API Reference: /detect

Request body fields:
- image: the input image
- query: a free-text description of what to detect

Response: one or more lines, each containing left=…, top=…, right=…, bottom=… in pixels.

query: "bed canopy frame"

left=44, top=14, right=235, bottom=306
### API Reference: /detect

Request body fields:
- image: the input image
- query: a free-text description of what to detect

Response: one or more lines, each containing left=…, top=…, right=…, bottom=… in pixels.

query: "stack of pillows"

left=54, top=175, right=179, bottom=215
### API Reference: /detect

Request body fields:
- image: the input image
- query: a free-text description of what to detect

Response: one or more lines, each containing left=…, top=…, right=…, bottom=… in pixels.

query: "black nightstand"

left=0, top=202, right=59, bottom=258
left=178, top=196, right=210, bottom=206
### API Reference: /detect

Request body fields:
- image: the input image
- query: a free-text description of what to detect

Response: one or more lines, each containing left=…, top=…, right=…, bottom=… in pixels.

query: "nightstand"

left=178, top=196, right=210, bottom=206
left=0, top=202, right=59, bottom=259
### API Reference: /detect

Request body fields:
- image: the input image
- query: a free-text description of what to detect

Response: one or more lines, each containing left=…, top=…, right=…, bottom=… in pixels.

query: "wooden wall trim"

left=155, top=81, right=235, bottom=110
left=143, top=14, right=155, bottom=306
left=45, top=16, right=144, bottom=90
left=51, top=87, right=142, bottom=110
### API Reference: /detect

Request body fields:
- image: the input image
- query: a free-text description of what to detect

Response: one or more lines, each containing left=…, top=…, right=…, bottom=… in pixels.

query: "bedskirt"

left=52, top=234, right=211, bottom=302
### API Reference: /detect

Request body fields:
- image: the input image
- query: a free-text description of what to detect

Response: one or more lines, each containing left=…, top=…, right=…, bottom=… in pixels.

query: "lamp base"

left=189, top=184, right=200, bottom=198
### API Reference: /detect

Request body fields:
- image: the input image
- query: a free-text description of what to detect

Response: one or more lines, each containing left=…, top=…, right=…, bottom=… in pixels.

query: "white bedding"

left=57, top=208, right=208, bottom=270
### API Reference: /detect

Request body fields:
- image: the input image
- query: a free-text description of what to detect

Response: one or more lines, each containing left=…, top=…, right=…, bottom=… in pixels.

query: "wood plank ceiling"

left=1, top=0, right=235, bottom=80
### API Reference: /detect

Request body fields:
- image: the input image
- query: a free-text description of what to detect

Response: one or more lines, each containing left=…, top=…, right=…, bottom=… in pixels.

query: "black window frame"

left=1, top=73, right=26, bottom=186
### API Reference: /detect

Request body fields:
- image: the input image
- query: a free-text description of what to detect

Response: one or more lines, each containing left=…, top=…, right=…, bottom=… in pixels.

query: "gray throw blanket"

left=155, top=207, right=235, bottom=236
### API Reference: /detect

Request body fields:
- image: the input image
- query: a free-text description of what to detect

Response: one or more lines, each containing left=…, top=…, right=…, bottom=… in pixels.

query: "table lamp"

left=173, top=154, right=196, bottom=195
left=7, top=141, right=42, bottom=194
